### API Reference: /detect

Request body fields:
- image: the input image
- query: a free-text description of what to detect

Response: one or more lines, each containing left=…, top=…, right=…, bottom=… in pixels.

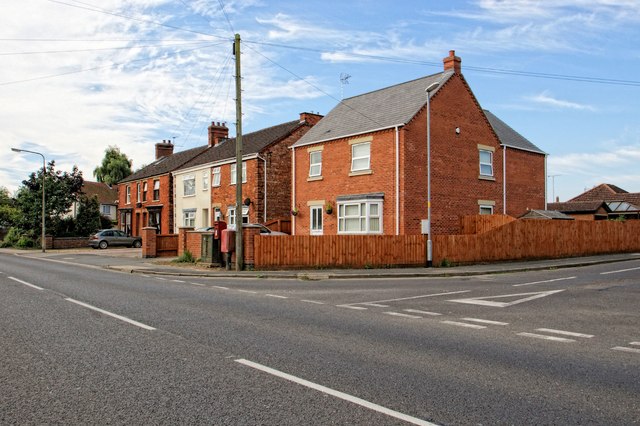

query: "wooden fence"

left=460, top=214, right=515, bottom=234
left=433, top=219, right=640, bottom=265
left=156, top=234, right=178, bottom=257
left=264, top=218, right=292, bottom=235
left=254, top=235, right=426, bottom=269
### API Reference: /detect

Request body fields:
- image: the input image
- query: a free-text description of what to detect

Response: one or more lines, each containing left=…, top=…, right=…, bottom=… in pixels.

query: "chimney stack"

left=155, top=139, right=174, bottom=160
left=443, top=50, right=461, bottom=73
left=208, top=121, right=229, bottom=147
left=299, top=112, right=323, bottom=126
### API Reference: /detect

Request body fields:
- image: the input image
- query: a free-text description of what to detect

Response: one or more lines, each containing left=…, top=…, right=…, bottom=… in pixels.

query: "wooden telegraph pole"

left=234, top=34, right=244, bottom=270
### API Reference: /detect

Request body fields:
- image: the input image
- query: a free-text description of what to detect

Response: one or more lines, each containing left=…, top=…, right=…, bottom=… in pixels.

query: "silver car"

left=89, top=229, right=142, bottom=249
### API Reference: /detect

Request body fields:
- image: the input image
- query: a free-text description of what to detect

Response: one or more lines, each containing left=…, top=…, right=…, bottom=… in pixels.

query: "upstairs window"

left=126, top=186, right=131, bottom=204
left=212, top=167, right=221, bottom=187
left=479, top=149, right=493, bottom=177
left=136, top=183, right=141, bottom=202
left=183, top=175, right=195, bottom=196
left=202, top=171, right=209, bottom=190
left=230, top=162, right=247, bottom=185
left=153, top=180, right=160, bottom=200
left=351, top=142, right=370, bottom=172
left=309, top=151, right=322, bottom=177
left=142, top=182, right=148, bottom=202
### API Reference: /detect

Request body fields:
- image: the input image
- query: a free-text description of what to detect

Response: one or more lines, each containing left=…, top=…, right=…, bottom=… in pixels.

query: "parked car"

left=244, top=223, right=288, bottom=235
left=89, top=229, right=142, bottom=249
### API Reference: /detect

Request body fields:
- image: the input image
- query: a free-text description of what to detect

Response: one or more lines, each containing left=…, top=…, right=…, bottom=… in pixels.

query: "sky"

left=1, top=0, right=639, bottom=202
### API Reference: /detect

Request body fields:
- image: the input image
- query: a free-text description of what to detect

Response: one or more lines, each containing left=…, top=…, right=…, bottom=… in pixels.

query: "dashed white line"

left=301, top=300, right=325, bottom=305
left=404, top=309, right=442, bottom=316
left=351, top=290, right=471, bottom=307
left=517, top=332, right=575, bottom=343
left=62, top=257, right=75, bottom=260
left=513, top=276, right=576, bottom=287
left=630, top=342, right=640, bottom=346
left=172, top=279, right=185, bottom=283
left=65, top=298, right=155, bottom=331
left=235, top=358, right=437, bottom=426
left=611, top=346, right=640, bottom=354
left=362, top=303, right=390, bottom=307
left=238, top=289, right=257, bottom=294
left=535, top=328, right=594, bottom=338
left=8, top=276, right=43, bottom=291
left=266, top=294, right=288, bottom=299
left=600, top=266, right=640, bottom=275
left=155, top=277, right=168, bottom=281
left=384, top=311, right=422, bottom=319
left=189, top=282, right=205, bottom=287
left=441, top=320, right=486, bottom=330
left=212, top=285, right=229, bottom=290
left=461, top=318, right=509, bottom=326
left=337, top=305, right=368, bottom=310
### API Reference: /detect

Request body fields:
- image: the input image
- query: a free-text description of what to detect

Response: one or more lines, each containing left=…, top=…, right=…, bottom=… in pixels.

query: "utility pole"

left=234, top=33, right=244, bottom=271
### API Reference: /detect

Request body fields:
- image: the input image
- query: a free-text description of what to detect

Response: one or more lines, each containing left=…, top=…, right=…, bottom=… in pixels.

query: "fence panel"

left=156, top=234, right=178, bottom=257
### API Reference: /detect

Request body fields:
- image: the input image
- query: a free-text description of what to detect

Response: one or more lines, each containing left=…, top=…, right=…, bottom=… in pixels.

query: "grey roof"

left=483, top=110, right=545, bottom=154
left=292, top=71, right=453, bottom=147
left=177, top=120, right=303, bottom=171
left=519, top=209, right=575, bottom=220
left=119, top=145, right=208, bottom=183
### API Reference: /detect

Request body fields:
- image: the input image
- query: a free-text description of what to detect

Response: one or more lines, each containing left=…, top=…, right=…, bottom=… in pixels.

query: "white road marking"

left=384, top=311, right=422, bottom=319
left=535, top=328, right=594, bottom=338
left=347, top=290, right=470, bottom=308
left=65, top=298, right=155, bottom=330
left=600, top=266, right=640, bottom=275
left=8, top=276, right=43, bottom=291
left=266, top=294, right=288, bottom=299
left=238, top=289, right=257, bottom=294
left=612, top=346, right=640, bottom=354
left=172, top=279, right=185, bottom=283
left=189, top=282, right=205, bottom=287
left=450, top=289, right=565, bottom=308
left=461, top=318, right=509, bottom=326
left=140, top=274, right=150, bottom=278
left=513, top=276, right=576, bottom=287
left=156, top=277, right=168, bottom=281
left=337, top=305, right=368, bottom=310
left=235, top=358, right=437, bottom=426
left=363, top=303, right=390, bottom=307
left=301, top=300, right=325, bottom=305
left=62, top=257, right=75, bottom=260
left=212, top=285, right=229, bottom=290
left=517, top=332, right=575, bottom=343
left=630, top=342, right=640, bottom=346
left=404, top=309, right=442, bottom=316
left=441, top=320, right=486, bottom=330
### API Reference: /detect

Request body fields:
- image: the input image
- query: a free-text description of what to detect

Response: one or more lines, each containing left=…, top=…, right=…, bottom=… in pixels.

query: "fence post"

left=141, top=227, right=157, bottom=258
left=177, top=227, right=194, bottom=256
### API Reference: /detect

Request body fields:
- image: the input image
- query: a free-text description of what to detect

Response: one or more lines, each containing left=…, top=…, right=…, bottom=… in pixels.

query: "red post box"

left=221, top=229, right=235, bottom=253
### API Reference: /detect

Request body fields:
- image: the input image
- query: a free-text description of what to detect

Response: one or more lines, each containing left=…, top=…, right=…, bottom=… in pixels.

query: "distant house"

left=519, top=209, right=574, bottom=220
left=172, top=113, right=322, bottom=232
left=69, top=181, right=118, bottom=222
left=549, top=184, right=640, bottom=220
left=290, top=50, right=546, bottom=236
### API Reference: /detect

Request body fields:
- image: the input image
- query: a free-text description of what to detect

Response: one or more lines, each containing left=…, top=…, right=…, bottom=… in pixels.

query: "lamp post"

left=12, top=148, right=46, bottom=252
left=425, top=81, right=440, bottom=267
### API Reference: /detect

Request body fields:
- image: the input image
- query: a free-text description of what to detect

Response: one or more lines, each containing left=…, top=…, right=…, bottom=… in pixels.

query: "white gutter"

left=289, top=123, right=406, bottom=150
left=395, top=126, right=400, bottom=235
left=257, top=153, right=267, bottom=222
left=291, top=146, right=296, bottom=235
left=503, top=145, right=507, bottom=214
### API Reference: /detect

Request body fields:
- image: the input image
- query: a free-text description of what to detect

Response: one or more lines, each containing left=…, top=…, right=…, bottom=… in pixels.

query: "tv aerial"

left=340, top=73, right=351, bottom=100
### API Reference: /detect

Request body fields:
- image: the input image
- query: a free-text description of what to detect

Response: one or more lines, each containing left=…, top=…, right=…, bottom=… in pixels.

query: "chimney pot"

left=155, top=139, right=174, bottom=160
left=208, top=121, right=229, bottom=147
left=443, top=49, right=462, bottom=73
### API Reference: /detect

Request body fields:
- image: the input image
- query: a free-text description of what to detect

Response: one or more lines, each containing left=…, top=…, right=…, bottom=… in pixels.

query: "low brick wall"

left=45, top=236, right=90, bottom=249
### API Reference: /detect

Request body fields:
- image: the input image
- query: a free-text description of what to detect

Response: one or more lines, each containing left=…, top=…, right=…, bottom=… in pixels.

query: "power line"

left=0, top=41, right=215, bottom=56
left=216, top=0, right=235, bottom=34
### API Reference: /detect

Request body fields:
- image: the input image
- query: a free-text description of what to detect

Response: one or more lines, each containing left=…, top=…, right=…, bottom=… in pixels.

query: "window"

left=183, top=175, right=195, bottom=196
left=309, top=151, right=322, bottom=177
left=338, top=200, right=382, bottom=234
left=479, top=205, right=494, bottom=215
left=351, top=142, right=371, bottom=172
left=214, top=207, right=222, bottom=221
left=101, top=205, right=111, bottom=215
left=202, top=171, right=209, bottom=190
left=479, top=149, right=493, bottom=177
left=230, top=162, right=247, bottom=185
left=212, top=167, right=221, bottom=187
left=183, top=210, right=196, bottom=227
left=142, top=182, right=148, bottom=202
left=126, top=186, right=131, bottom=204
left=136, top=183, right=141, bottom=202
left=153, top=180, right=160, bottom=200
left=227, top=206, right=249, bottom=230
left=310, top=206, right=323, bottom=235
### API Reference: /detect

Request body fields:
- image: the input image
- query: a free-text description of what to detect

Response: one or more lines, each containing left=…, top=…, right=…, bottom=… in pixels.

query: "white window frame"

left=153, top=180, right=160, bottom=200
left=351, top=142, right=371, bottom=172
left=183, top=175, right=196, bottom=197
left=101, top=205, right=111, bottom=215
left=479, top=205, right=494, bottom=215
left=202, top=171, right=209, bottom=190
left=213, top=207, right=222, bottom=221
left=310, top=206, right=323, bottom=235
left=230, top=162, right=247, bottom=185
left=479, top=149, right=493, bottom=177
left=212, top=167, right=221, bottom=187
left=126, top=186, right=131, bottom=204
left=136, top=183, right=141, bottom=203
left=227, top=207, right=236, bottom=229
left=183, top=210, right=196, bottom=227
left=309, top=151, right=322, bottom=177
left=337, top=200, right=382, bottom=234
left=142, top=182, right=148, bottom=201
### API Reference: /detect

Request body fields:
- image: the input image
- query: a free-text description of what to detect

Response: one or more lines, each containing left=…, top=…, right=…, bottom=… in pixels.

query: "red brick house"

left=117, top=142, right=207, bottom=236
left=172, top=113, right=322, bottom=232
left=290, top=50, right=546, bottom=236
left=548, top=184, right=640, bottom=220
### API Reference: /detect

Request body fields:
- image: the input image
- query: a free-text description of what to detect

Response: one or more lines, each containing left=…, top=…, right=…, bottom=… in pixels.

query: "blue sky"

left=1, top=0, right=639, bottom=202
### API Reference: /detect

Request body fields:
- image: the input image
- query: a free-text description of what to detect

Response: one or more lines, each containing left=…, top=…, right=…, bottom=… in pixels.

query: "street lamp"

left=12, top=148, right=46, bottom=253
left=425, top=81, right=440, bottom=267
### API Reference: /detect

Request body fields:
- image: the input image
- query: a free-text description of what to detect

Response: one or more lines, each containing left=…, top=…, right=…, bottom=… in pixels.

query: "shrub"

left=1, top=227, right=21, bottom=248
left=16, top=236, right=35, bottom=248
left=174, top=250, right=196, bottom=263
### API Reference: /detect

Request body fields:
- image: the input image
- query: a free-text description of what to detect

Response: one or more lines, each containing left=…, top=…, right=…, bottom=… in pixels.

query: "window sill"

left=307, top=176, right=323, bottom=182
left=349, top=169, right=373, bottom=177
left=478, top=175, right=496, bottom=181
left=183, top=194, right=196, bottom=198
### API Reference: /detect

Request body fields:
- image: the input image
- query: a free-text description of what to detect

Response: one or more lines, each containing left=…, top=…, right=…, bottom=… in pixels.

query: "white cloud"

left=527, top=91, right=595, bottom=111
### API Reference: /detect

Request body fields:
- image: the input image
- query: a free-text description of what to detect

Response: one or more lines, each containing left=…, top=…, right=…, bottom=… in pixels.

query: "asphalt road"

left=1, top=252, right=639, bottom=425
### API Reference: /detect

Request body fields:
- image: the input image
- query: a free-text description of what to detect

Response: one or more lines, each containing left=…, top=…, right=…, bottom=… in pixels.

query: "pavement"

left=3, top=247, right=639, bottom=280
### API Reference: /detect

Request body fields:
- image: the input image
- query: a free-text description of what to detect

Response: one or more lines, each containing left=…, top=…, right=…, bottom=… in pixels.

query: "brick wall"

left=505, top=148, right=545, bottom=217
left=45, top=236, right=89, bottom=249
left=185, top=231, right=202, bottom=258
left=118, top=174, right=173, bottom=236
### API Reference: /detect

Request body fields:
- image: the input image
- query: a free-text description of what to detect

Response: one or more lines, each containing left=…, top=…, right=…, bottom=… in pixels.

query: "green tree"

left=93, top=146, right=133, bottom=186
left=14, top=160, right=84, bottom=236
left=0, top=187, right=19, bottom=228
left=75, top=195, right=101, bottom=236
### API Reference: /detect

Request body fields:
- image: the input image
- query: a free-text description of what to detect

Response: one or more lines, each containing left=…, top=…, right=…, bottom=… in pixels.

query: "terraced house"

left=290, top=51, right=546, bottom=236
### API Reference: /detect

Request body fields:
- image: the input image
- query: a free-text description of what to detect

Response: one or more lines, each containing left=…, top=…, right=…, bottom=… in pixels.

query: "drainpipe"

left=503, top=145, right=507, bottom=214
left=291, top=146, right=296, bottom=235
left=544, top=154, right=548, bottom=210
left=395, top=126, right=400, bottom=235
left=257, top=154, right=267, bottom=222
